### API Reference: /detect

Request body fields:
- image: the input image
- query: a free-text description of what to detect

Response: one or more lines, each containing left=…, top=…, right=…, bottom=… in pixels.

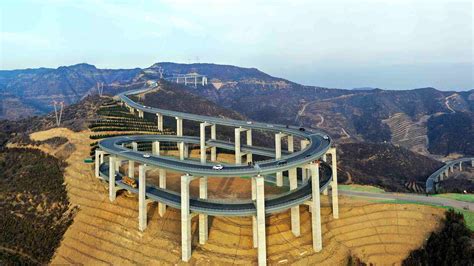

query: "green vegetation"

left=434, top=193, right=474, bottom=203
left=372, top=199, right=474, bottom=231
left=339, top=184, right=385, bottom=193
left=0, top=148, right=76, bottom=265
left=403, top=210, right=473, bottom=265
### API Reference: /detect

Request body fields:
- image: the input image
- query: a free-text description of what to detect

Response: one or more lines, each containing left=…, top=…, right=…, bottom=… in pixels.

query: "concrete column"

left=255, top=175, right=267, bottom=266
left=181, top=175, right=194, bottom=262
left=310, top=164, right=322, bottom=252
left=246, top=129, right=253, bottom=163
left=176, top=117, right=184, bottom=160
left=152, top=141, right=160, bottom=156
left=301, top=140, right=310, bottom=182
left=235, top=128, right=242, bottom=164
left=138, top=164, right=148, bottom=231
left=211, top=125, right=217, bottom=162
left=331, top=148, right=339, bottom=219
left=109, top=156, right=117, bottom=202
left=287, top=135, right=294, bottom=153
left=199, top=177, right=208, bottom=244
left=275, top=133, right=283, bottom=186
left=156, top=113, right=163, bottom=131
left=444, top=168, right=449, bottom=178
left=128, top=142, right=137, bottom=178
left=99, top=152, right=104, bottom=164
left=158, top=169, right=167, bottom=216
left=289, top=168, right=300, bottom=237
left=450, top=165, right=454, bottom=172
left=95, top=149, right=101, bottom=178
left=252, top=177, right=258, bottom=248
left=200, top=123, right=207, bottom=164
left=459, top=162, right=463, bottom=171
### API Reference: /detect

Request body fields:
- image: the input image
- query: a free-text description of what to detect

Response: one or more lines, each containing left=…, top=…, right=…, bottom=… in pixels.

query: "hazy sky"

left=1, top=0, right=472, bottom=90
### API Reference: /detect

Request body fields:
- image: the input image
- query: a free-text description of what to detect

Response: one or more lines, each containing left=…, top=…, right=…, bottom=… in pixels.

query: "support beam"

left=235, top=128, right=242, bottom=164
left=200, top=122, right=211, bottom=164
left=252, top=177, right=258, bottom=248
left=246, top=129, right=253, bottom=163
left=275, top=133, right=283, bottom=186
left=109, top=156, right=117, bottom=202
left=330, top=148, right=339, bottom=219
left=128, top=142, right=138, bottom=178
left=211, top=125, right=217, bottom=161
left=152, top=141, right=160, bottom=156
left=450, top=165, right=454, bottom=172
left=289, top=168, right=300, bottom=237
left=95, top=149, right=103, bottom=178
left=301, top=140, right=310, bottom=182
left=310, top=164, right=322, bottom=252
left=156, top=113, right=163, bottom=131
left=138, top=164, right=148, bottom=231
left=255, top=175, right=267, bottom=266
left=181, top=175, right=196, bottom=262
left=176, top=117, right=184, bottom=160
left=459, top=162, right=463, bottom=171
left=199, top=177, right=208, bottom=244
left=158, top=169, right=167, bottom=216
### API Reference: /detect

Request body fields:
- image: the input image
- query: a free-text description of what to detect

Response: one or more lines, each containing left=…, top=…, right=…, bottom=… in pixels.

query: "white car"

left=323, top=135, right=329, bottom=140
left=143, top=153, right=151, bottom=158
left=246, top=121, right=253, bottom=125
left=212, top=164, right=224, bottom=170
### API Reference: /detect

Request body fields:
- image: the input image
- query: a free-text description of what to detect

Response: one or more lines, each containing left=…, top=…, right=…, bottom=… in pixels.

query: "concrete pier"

left=459, top=162, right=463, bottom=171
left=275, top=133, right=284, bottom=186
left=158, top=169, right=167, bottom=216
left=211, top=124, right=217, bottom=161
left=289, top=168, right=300, bottom=237
left=329, top=148, right=339, bottom=219
left=138, top=164, right=151, bottom=231
left=252, top=177, right=258, bottom=248
left=109, top=156, right=118, bottom=202
left=235, top=127, right=252, bottom=164
left=301, top=140, right=310, bottom=182
left=181, top=174, right=196, bottom=262
left=128, top=142, right=138, bottom=178
left=310, top=163, right=322, bottom=252
left=199, top=177, right=208, bottom=244
left=176, top=117, right=184, bottom=160
left=255, top=175, right=267, bottom=266
left=152, top=141, right=160, bottom=156
left=156, top=113, right=163, bottom=131
left=200, top=122, right=212, bottom=164
left=95, top=150, right=104, bottom=178
left=246, top=129, right=253, bottom=163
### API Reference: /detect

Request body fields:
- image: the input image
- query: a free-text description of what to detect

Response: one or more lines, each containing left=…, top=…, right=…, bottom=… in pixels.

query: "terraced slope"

left=382, top=113, right=429, bottom=154
left=18, top=127, right=444, bottom=265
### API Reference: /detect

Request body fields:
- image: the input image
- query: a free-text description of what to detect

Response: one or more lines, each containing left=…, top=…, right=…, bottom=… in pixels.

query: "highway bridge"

left=426, top=157, right=474, bottom=193
left=95, top=85, right=339, bottom=265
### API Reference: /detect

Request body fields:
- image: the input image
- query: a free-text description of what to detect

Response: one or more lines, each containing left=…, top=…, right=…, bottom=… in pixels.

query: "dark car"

left=299, top=127, right=305, bottom=131
left=277, top=160, right=287, bottom=166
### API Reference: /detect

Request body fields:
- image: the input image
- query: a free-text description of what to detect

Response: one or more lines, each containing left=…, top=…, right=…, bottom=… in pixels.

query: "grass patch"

left=372, top=199, right=474, bottom=231
left=339, top=184, right=385, bottom=193
left=434, top=193, right=474, bottom=203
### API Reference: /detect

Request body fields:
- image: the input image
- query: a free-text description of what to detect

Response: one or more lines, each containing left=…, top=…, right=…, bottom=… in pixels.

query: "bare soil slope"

left=23, top=128, right=444, bottom=265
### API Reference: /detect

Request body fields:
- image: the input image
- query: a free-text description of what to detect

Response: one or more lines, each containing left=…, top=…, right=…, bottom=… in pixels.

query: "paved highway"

left=97, top=85, right=335, bottom=215
left=340, top=189, right=473, bottom=211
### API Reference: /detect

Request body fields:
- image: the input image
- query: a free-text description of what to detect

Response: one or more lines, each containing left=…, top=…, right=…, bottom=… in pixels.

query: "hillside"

left=427, top=112, right=474, bottom=156
left=0, top=148, right=74, bottom=264
left=1, top=62, right=473, bottom=157
left=338, top=142, right=444, bottom=192
left=0, top=64, right=139, bottom=119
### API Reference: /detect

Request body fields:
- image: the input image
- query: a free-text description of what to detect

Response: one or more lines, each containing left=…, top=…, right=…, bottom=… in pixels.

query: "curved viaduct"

left=94, top=86, right=340, bottom=265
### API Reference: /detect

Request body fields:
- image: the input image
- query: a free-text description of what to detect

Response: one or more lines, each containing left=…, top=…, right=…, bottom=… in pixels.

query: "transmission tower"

left=52, top=101, right=64, bottom=127
left=96, top=82, right=104, bottom=97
